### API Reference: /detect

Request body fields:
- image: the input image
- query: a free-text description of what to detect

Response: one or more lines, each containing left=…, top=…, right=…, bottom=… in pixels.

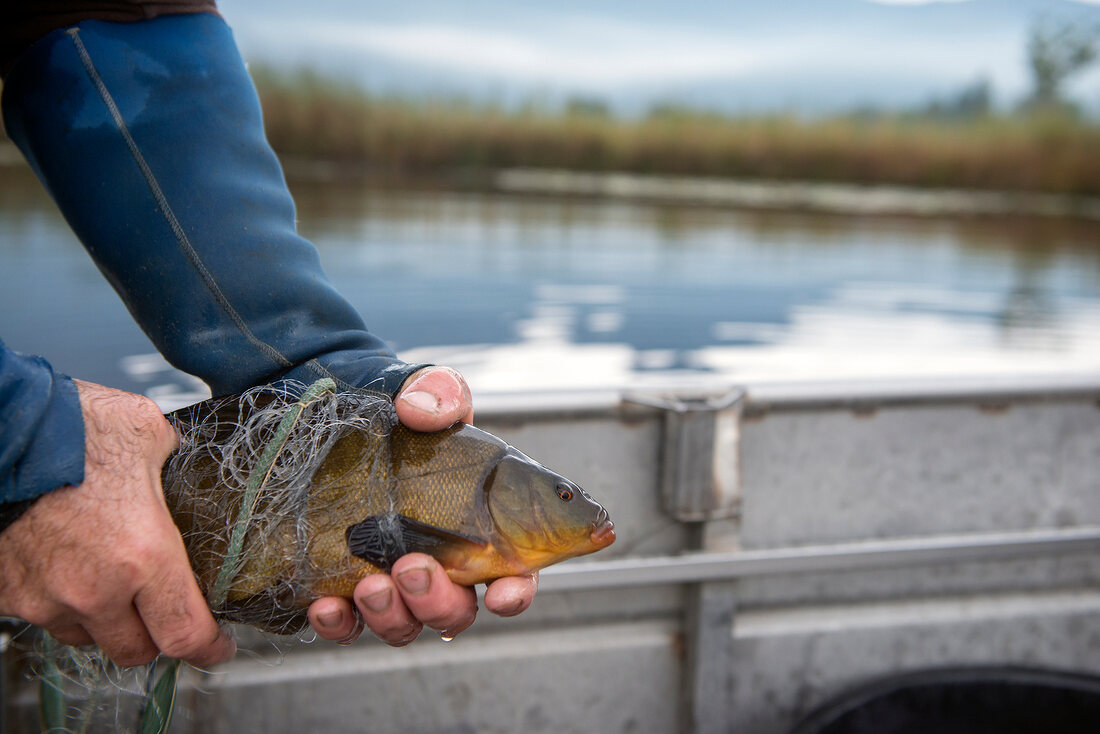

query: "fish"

left=161, top=385, right=615, bottom=635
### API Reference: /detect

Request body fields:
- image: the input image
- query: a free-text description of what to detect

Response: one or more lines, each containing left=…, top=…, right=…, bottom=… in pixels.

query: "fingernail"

left=338, top=616, right=364, bottom=646
left=498, top=599, right=525, bottom=617
left=399, top=390, right=439, bottom=415
left=317, top=610, right=343, bottom=629
left=360, top=588, right=393, bottom=614
left=397, top=567, right=431, bottom=595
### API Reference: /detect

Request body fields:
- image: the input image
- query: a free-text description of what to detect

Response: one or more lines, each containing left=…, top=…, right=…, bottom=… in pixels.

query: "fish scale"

left=389, top=423, right=507, bottom=534
left=163, top=388, right=615, bottom=635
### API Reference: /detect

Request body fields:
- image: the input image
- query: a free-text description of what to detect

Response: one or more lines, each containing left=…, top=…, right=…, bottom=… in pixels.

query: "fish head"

left=485, top=449, right=615, bottom=569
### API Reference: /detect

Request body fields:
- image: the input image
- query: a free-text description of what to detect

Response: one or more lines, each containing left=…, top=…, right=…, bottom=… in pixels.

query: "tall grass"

left=252, top=67, right=1100, bottom=196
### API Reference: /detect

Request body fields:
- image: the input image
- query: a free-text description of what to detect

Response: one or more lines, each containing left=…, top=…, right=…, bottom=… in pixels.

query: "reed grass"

left=261, top=68, right=1098, bottom=195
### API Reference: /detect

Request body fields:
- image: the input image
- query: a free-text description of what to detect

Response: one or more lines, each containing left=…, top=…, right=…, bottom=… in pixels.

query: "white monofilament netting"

left=29, top=379, right=395, bottom=733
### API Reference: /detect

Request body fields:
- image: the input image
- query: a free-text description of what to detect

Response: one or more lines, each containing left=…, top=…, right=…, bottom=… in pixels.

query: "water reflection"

left=2, top=169, right=1100, bottom=405
left=297, top=182, right=1100, bottom=394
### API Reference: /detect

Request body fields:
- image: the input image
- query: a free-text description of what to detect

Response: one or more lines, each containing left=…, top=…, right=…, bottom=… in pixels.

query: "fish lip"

left=589, top=514, right=616, bottom=548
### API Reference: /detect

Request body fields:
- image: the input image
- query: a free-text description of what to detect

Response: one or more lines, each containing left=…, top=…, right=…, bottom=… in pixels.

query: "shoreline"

left=5, top=139, right=1100, bottom=222
left=493, top=168, right=1100, bottom=222
left=272, top=153, right=1100, bottom=222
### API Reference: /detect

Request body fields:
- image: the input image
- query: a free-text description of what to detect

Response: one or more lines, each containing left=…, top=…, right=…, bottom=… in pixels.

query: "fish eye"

left=556, top=482, right=574, bottom=502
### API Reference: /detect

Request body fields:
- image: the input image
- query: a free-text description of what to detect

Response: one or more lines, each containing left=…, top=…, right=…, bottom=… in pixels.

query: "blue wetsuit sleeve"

left=1, top=14, right=424, bottom=400
left=0, top=339, right=85, bottom=511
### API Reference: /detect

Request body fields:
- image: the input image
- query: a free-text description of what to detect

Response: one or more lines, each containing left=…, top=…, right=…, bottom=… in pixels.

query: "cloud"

left=245, top=14, right=1018, bottom=94
left=290, top=19, right=764, bottom=87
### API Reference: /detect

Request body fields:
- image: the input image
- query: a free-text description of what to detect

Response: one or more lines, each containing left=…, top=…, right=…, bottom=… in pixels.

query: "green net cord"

left=207, top=377, right=337, bottom=610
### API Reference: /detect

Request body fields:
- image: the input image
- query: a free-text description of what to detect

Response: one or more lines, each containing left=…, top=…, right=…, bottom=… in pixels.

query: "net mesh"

left=164, top=380, right=396, bottom=633
left=27, top=380, right=396, bottom=732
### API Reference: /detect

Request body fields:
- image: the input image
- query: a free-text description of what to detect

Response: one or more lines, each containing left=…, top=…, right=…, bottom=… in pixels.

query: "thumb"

left=394, top=366, right=474, bottom=431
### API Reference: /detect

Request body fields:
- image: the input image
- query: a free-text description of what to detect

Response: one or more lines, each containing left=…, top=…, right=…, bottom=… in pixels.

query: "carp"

left=161, top=384, right=614, bottom=635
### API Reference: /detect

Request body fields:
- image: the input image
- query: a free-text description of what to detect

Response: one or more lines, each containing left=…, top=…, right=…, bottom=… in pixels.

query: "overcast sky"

left=219, top=0, right=1100, bottom=114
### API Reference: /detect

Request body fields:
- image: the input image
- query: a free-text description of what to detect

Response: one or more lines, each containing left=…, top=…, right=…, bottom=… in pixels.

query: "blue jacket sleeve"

left=1, top=13, right=424, bottom=402
left=0, top=339, right=84, bottom=507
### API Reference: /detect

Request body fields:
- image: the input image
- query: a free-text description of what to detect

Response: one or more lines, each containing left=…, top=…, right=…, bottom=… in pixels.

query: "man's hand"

left=0, top=380, right=235, bottom=668
left=306, top=366, right=539, bottom=646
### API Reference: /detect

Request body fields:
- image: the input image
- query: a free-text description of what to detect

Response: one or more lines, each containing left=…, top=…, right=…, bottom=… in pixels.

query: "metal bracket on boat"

left=623, top=388, right=745, bottom=522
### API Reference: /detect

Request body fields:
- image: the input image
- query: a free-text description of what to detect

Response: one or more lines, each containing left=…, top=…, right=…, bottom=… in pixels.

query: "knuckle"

left=156, top=625, right=217, bottom=661
left=141, top=406, right=178, bottom=450
left=377, top=621, right=422, bottom=647
left=153, top=419, right=179, bottom=454
left=53, top=557, right=147, bottom=620
left=125, top=530, right=189, bottom=581
left=419, top=590, right=477, bottom=631
left=15, top=598, right=55, bottom=628
left=94, top=557, right=149, bottom=601
left=439, top=607, right=477, bottom=637
left=124, top=537, right=170, bottom=570
left=57, top=585, right=112, bottom=620
left=127, top=393, right=164, bottom=422
left=125, top=394, right=178, bottom=448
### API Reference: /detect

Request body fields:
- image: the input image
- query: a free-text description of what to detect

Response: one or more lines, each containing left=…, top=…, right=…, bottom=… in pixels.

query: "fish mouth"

left=589, top=507, right=616, bottom=549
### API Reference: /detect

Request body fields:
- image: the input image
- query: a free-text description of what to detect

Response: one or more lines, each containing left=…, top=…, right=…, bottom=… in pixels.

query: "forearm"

left=2, top=13, right=421, bottom=398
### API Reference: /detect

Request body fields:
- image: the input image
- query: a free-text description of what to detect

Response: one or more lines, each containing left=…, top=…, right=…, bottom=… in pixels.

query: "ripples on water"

left=2, top=169, right=1099, bottom=408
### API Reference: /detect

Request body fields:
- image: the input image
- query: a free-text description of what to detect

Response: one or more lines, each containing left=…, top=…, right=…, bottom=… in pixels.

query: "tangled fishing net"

left=166, top=378, right=396, bottom=634
left=24, top=378, right=396, bottom=733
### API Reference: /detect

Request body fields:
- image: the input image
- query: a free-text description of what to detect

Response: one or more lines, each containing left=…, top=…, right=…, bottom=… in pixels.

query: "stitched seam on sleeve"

left=66, top=27, right=296, bottom=375
left=303, top=358, right=356, bottom=391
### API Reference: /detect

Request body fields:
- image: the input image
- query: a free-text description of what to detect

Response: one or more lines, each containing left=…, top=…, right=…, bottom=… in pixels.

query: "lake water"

left=3, top=167, right=1100, bottom=408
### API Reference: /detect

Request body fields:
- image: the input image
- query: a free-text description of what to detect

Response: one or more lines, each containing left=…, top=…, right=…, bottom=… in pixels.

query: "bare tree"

left=1024, top=18, right=1098, bottom=112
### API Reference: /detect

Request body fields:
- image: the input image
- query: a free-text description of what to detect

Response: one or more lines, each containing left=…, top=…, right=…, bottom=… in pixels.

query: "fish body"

left=162, top=387, right=614, bottom=634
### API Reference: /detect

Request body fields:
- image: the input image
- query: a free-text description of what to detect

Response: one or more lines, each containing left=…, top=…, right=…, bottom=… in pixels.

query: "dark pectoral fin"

left=346, top=516, right=402, bottom=571
left=346, top=514, right=486, bottom=572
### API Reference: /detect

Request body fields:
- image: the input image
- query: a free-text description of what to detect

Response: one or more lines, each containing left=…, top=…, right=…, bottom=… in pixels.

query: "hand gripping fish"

left=161, top=380, right=615, bottom=635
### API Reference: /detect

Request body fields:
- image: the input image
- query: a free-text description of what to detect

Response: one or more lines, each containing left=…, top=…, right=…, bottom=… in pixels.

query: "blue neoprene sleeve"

left=2, top=13, right=421, bottom=398
left=0, top=339, right=84, bottom=504
left=0, top=13, right=424, bottom=510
